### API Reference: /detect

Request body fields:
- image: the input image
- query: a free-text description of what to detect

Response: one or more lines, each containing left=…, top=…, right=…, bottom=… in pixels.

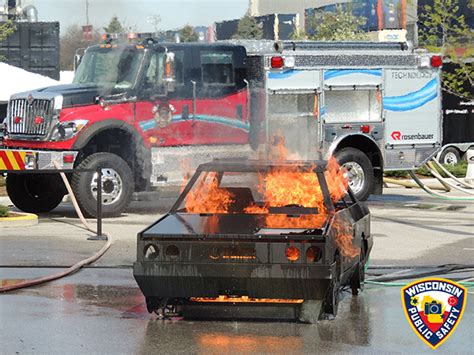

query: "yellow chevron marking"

left=5, top=150, right=20, bottom=170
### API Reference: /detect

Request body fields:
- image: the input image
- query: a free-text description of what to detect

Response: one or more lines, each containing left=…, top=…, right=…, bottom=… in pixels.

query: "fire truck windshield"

left=73, top=48, right=144, bottom=89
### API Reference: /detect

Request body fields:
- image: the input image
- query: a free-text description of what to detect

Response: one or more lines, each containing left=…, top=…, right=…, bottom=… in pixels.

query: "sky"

left=32, top=0, right=249, bottom=33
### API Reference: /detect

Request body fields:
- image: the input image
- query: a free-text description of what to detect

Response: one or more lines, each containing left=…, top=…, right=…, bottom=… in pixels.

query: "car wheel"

left=6, top=173, right=65, bottom=213
left=334, top=148, right=374, bottom=201
left=321, top=255, right=341, bottom=319
left=439, top=147, right=461, bottom=165
left=71, top=152, right=133, bottom=218
left=350, top=249, right=365, bottom=295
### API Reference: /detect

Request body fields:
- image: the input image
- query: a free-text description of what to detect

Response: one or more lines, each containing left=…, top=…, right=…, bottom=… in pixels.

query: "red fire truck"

left=0, top=38, right=443, bottom=217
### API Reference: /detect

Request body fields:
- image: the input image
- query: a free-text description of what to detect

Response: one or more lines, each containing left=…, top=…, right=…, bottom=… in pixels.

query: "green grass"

left=0, top=204, right=8, bottom=217
left=384, top=170, right=410, bottom=178
left=384, top=161, right=468, bottom=179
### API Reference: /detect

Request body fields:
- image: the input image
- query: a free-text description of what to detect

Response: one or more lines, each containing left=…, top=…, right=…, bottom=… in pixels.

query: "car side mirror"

left=163, top=52, right=176, bottom=93
left=73, top=48, right=85, bottom=72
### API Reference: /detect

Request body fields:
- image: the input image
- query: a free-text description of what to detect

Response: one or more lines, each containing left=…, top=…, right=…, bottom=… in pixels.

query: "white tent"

left=0, top=63, right=60, bottom=102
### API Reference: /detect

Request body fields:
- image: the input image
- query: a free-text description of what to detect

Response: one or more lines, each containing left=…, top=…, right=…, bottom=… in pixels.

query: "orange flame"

left=190, top=296, right=303, bottom=304
left=332, top=219, right=360, bottom=258
left=243, top=136, right=349, bottom=230
left=185, top=174, right=234, bottom=213
left=182, top=136, right=357, bottom=258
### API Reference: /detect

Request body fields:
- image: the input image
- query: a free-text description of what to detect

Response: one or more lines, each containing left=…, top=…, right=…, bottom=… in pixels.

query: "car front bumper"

left=133, top=261, right=337, bottom=301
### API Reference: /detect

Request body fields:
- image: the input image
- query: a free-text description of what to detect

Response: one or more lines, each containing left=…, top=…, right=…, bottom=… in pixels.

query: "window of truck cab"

left=201, top=51, right=234, bottom=86
left=73, top=48, right=144, bottom=90
left=143, top=50, right=185, bottom=88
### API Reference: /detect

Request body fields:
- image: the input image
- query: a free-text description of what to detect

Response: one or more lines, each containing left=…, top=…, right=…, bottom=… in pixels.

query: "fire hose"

left=383, top=176, right=450, bottom=191
left=383, top=159, right=474, bottom=201
left=408, top=170, right=474, bottom=201
left=425, top=161, right=474, bottom=196
left=0, top=164, right=112, bottom=293
left=431, top=158, right=474, bottom=190
left=365, top=264, right=474, bottom=289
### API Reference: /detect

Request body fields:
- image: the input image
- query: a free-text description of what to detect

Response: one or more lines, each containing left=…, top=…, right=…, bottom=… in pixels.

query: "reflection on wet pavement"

left=1, top=273, right=472, bottom=353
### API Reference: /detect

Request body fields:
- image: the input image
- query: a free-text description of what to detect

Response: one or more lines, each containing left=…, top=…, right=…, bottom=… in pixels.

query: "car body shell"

left=133, top=160, right=372, bottom=315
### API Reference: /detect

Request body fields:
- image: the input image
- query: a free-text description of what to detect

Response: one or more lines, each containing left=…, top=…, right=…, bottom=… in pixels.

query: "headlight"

left=50, top=119, right=88, bottom=141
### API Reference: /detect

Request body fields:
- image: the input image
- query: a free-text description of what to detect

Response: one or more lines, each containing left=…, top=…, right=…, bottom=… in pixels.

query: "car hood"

left=141, top=213, right=327, bottom=238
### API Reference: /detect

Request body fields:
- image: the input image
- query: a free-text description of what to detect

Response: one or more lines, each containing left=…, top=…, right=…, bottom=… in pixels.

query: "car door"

left=135, top=47, right=195, bottom=146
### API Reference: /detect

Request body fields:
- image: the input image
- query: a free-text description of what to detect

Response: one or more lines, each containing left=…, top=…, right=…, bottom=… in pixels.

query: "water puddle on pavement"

left=403, top=203, right=466, bottom=211
left=3, top=282, right=149, bottom=319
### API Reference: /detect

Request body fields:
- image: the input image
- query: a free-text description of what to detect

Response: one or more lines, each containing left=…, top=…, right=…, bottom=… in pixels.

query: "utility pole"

left=85, top=0, right=90, bottom=25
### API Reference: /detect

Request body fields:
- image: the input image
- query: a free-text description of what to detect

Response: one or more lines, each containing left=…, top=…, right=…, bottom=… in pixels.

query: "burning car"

left=133, top=158, right=372, bottom=322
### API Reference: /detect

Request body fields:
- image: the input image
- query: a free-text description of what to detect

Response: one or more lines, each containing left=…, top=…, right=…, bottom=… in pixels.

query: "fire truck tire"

left=6, top=173, right=65, bottom=213
left=439, top=147, right=461, bottom=165
left=334, top=148, right=374, bottom=201
left=71, top=153, right=134, bottom=218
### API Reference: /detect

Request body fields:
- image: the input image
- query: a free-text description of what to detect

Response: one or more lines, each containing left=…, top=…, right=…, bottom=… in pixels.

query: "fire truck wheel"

left=6, top=173, right=65, bottom=213
left=439, top=147, right=460, bottom=165
left=335, top=148, right=374, bottom=201
left=72, top=152, right=133, bottom=218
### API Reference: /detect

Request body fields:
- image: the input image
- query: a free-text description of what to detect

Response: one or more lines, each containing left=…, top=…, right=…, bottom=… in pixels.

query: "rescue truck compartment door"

left=383, top=69, right=441, bottom=147
left=383, top=69, right=442, bottom=169
left=322, top=69, right=383, bottom=124
left=265, top=69, right=322, bottom=159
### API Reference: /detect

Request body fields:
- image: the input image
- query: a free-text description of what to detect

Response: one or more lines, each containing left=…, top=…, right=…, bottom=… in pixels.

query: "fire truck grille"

left=8, top=98, right=54, bottom=138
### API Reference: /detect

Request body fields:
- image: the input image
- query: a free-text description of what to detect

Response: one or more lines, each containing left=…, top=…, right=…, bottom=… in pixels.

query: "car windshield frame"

left=170, top=161, right=337, bottom=214
left=73, top=46, right=146, bottom=90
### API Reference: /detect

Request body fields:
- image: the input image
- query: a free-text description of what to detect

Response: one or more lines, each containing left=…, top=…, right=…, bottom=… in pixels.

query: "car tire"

left=321, top=255, right=341, bottom=320
left=350, top=251, right=365, bottom=296
left=71, top=152, right=133, bottom=218
left=335, top=148, right=374, bottom=201
left=439, top=147, right=461, bottom=165
left=6, top=173, right=65, bottom=213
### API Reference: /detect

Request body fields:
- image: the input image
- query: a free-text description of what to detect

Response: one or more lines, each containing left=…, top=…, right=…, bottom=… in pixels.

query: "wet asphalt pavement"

left=1, top=186, right=473, bottom=353
left=1, top=268, right=473, bottom=354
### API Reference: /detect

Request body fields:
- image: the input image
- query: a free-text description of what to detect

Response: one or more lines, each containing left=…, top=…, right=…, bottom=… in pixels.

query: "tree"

left=60, top=24, right=101, bottom=71
left=179, top=25, right=199, bottom=42
left=0, top=20, right=15, bottom=61
left=232, top=15, right=263, bottom=40
left=147, top=15, right=161, bottom=35
left=103, top=16, right=125, bottom=34
left=419, top=0, right=473, bottom=99
left=293, top=5, right=368, bottom=41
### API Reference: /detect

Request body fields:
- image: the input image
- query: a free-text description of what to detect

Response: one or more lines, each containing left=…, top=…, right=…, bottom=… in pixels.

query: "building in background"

left=249, top=0, right=420, bottom=43
left=215, top=13, right=298, bottom=41
left=0, top=0, right=35, bottom=20
left=248, top=0, right=348, bottom=29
